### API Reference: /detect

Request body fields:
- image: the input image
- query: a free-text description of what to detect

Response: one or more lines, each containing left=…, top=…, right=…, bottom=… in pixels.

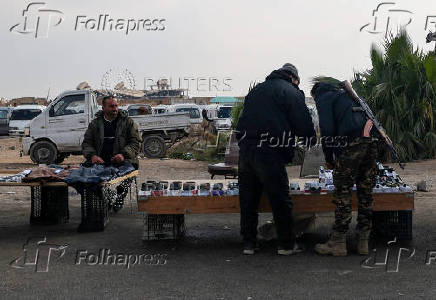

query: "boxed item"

left=226, top=182, right=239, bottom=195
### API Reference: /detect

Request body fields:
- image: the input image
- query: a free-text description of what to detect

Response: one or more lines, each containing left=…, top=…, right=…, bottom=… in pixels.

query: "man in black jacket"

left=311, top=78, right=378, bottom=256
left=236, top=64, right=315, bottom=255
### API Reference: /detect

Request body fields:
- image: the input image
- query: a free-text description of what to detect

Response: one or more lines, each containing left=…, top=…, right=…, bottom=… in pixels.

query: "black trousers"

left=238, top=148, right=295, bottom=248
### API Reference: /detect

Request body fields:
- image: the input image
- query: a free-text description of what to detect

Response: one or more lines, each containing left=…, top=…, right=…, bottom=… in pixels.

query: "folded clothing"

left=64, top=163, right=135, bottom=186
left=22, top=166, right=77, bottom=183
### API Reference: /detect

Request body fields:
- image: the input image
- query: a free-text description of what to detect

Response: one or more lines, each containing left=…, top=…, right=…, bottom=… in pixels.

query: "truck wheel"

left=55, top=153, right=69, bottom=164
left=143, top=135, right=166, bottom=158
left=30, top=141, right=58, bottom=164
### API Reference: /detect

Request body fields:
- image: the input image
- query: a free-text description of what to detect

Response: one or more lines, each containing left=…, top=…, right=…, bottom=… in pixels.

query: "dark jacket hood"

left=312, top=82, right=341, bottom=100
left=266, top=70, right=301, bottom=92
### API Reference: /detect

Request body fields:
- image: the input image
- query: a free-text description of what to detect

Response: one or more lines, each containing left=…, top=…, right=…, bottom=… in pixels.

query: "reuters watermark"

left=144, top=77, right=232, bottom=93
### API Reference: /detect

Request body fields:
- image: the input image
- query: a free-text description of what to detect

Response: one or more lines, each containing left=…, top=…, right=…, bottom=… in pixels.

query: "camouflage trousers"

left=332, top=137, right=378, bottom=234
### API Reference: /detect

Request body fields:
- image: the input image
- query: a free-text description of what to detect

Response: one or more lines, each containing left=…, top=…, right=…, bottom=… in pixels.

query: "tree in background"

left=231, top=81, right=258, bottom=129
left=353, top=30, right=436, bottom=161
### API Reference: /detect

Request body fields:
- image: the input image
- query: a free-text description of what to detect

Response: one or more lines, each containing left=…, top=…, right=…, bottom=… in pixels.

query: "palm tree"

left=231, top=81, right=258, bottom=129
left=353, top=30, right=436, bottom=161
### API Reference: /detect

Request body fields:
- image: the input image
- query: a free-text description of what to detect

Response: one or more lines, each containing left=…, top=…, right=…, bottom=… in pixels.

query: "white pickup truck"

left=22, top=89, right=191, bottom=164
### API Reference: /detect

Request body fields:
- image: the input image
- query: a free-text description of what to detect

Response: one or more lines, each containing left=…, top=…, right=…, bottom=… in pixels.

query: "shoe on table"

left=277, top=243, right=305, bottom=256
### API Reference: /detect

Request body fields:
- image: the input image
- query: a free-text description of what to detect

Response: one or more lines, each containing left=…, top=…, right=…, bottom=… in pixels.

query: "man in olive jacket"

left=82, top=96, right=142, bottom=169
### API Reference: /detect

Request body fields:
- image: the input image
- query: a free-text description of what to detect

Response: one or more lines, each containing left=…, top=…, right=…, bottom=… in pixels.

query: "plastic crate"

left=143, top=214, right=185, bottom=240
left=30, top=186, right=69, bottom=225
left=78, top=187, right=109, bottom=232
left=373, top=210, right=413, bottom=240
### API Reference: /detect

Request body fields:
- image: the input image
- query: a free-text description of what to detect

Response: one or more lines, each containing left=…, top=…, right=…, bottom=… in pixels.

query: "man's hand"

left=91, top=155, right=104, bottom=164
left=325, top=162, right=334, bottom=170
left=362, top=119, right=374, bottom=137
left=111, top=154, right=125, bottom=164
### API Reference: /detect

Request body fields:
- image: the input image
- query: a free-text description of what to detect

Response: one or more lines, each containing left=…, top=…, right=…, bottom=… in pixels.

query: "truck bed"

left=131, top=112, right=190, bottom=132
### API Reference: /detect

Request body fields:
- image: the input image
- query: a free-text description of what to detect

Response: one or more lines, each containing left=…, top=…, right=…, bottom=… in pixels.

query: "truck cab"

left=22, top=90, right=97, bottom=164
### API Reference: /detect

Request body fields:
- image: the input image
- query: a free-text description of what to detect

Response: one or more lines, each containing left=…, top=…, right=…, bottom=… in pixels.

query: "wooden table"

left=138, top=192, right=414, bottom=214
left=0, top=170, right=139, bottom=231
left=137, top=191, right=414, bottom=240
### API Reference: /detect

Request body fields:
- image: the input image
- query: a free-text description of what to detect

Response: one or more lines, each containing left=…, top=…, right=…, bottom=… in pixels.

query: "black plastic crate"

left=78, top=187, right=109, bottom=232
left=143, top=214, right=185, bottom=240
left=373, top=210, right=413, bottom=240
left=30, top=186, right=69, bottom=225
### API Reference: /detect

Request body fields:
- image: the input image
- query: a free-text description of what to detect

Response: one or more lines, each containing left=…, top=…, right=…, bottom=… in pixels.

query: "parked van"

left=167, top=103, right=202, bottom=124
left=9, top=105, right=45, bottom=136
left=214, top=105, right=233, bottom=130
left=0, top=107, right=13, bottom=135
left=126, top=104, right=152, bottom=116
left=152, top=105, right=169, bottom=114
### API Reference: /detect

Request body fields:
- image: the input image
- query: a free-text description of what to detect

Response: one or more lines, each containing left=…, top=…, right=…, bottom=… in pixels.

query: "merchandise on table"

left=141, top=182, right=154, bottom=196
left=169, top=181, right=182, bottom=196
left=198, top=183, right=211, bottom=196
left=64, top=163, right=135, bottom=186
left=304, top=181, right=324, bottom=194
left=289, top=182, right=300, bottom=191
left=318, top=164, right=413, bottom=193
left=22, top=165, right=77, bottom=183
left=325, top=184, right=335, bottom=192
left=211, top=183, right=224, bottom=196
left=318, top=166, right=333, bottom=185
left=159, top=181, right=169, bottom=196
left=226, top=182, right=239, bottom=195
left=0, top=169, right=32, bottom=183
left=182, top=181, right=197, bottom=196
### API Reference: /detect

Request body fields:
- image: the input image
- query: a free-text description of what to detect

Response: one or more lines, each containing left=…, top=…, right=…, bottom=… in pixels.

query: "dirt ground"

left=1, top=137, right=436, bottom=299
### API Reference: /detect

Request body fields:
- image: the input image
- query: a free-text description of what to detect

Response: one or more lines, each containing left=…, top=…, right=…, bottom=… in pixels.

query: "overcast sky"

left=1, top=0, right=435, bottom=100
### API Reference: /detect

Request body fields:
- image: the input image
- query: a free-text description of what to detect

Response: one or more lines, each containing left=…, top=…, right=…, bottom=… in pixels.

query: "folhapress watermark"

left=360, top=237, right=436, bottom=272
left=10, top=237, right=168, bottom=272
left=361, top=237, right=415, bottom=272
left=74, top=15, right=165, bottom=35
left=360, top=2, right=436, bottom=38
left=9, top=2, right=64, bottom=38
left=10, top=2, right=166, bottom=38
left=9, top=236, right=68, bottom=272
left=234, top=130, right=350, bottom=149
left=75, top=249, right=167, bottom=269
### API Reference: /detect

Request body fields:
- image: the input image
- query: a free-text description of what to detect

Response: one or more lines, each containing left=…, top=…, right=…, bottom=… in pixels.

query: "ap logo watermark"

left=10, top=2, right=64, bottom=38
left=10, top=237, right=68, bottom=272
left=360, top=2, right=413, bottom=39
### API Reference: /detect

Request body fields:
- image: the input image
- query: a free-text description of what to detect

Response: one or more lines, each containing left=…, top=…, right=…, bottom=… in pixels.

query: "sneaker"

left=243, top=241, right=259, bottom=255
left=277, top=243, right=305, bottom=256
left=243, top=248, right=255, bottom=255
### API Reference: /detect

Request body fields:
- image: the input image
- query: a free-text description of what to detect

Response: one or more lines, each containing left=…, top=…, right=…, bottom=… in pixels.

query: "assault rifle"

left=341, top=80, right=405, bottom=169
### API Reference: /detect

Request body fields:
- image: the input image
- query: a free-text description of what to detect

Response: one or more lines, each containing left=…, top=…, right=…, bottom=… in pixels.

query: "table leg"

left=78, top=187, right=109, bottom=232
left=30, top=185, right=69, bottom=225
